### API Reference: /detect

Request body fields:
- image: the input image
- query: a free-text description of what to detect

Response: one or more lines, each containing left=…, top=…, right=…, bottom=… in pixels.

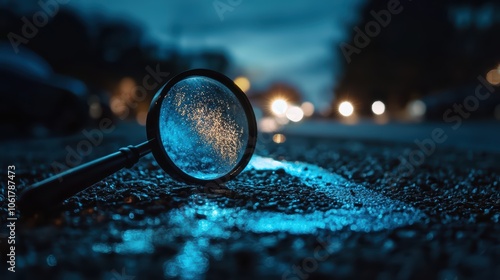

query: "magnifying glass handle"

left=18, top=140, right=152, bottom=214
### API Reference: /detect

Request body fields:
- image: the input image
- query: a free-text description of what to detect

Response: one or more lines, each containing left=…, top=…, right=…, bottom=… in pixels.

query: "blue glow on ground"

left=245, top=156, right=424, bottom=232
left=93, top=229, right=154, bottom=254
left=93, top=155, right=425, bottom=279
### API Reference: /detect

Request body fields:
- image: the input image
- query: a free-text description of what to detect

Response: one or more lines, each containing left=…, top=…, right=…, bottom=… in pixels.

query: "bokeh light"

left=338, top=101, right=354, bottom=117
left=275, top=116, right=290, bottom=125
left=301, top=102, right=315, bottom=117
left=286, top=106, right=304, bottom=122
left=233, top=76, right=251, bottom=92
left=272, top=133, right=286, bottom=144
left=486, top=68, right=500, bottom=86
left=407, top=100, right=426, bottom=118
left=88, top=95, right=103, bottom=119
left=110, top=97, right=128, bottom=117
left=136, top=110, right=147, bottom=126
left=271, top=99, right=288, bottom=116
left=110, top=77, right=138, bottom=119
left=259, top=117, right=280, bottom=132
left=371, top=101, right=386, bottom=115
left=115, top=77, right=136, bottom=101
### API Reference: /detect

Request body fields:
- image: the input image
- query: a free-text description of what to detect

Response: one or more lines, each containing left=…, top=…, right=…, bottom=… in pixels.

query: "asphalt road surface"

left=1, top=121, right=499, bottom=279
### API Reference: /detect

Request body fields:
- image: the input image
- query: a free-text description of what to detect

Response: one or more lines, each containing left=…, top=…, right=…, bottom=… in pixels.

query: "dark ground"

left=0, top=122, right=499, bottom=280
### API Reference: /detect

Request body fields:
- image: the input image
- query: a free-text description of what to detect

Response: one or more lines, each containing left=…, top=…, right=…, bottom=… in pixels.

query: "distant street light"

left=486, top=68, right=500, bottom=86
left=271, top=99, right=288, bottom=116
left=286, top=106, right=304, bottom=122
left=407, top=100, right=426, bottom=118
left=371, top=101, right=386, bottom=115
left=301, top=102, right=315, bottom=117
left=338, top=101, right=354, bottom=117
left=234, top=76, right=251, bottom=92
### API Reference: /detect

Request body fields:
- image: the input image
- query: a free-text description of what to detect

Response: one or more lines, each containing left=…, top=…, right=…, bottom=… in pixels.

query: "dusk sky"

left=70, top=0, right=365, bottom=112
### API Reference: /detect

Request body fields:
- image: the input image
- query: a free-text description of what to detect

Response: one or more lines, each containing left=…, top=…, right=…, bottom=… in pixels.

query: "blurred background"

left=1, top=0, right=500, bottom=141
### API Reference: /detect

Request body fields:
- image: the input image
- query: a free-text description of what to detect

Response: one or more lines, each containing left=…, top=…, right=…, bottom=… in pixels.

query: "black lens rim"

left=146, top=69, right=257, bottom=185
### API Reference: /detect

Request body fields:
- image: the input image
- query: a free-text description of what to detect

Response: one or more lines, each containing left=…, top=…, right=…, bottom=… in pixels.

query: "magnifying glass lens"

left=158, top=76, right=249, bottom=180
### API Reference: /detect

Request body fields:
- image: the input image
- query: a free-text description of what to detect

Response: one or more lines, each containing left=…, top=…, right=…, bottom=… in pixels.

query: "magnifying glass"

left=19, top=69, right=257, bottom=213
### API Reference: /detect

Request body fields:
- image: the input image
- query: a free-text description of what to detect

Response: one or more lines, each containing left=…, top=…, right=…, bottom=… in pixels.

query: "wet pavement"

left=1, top=122, right=500, bottom=279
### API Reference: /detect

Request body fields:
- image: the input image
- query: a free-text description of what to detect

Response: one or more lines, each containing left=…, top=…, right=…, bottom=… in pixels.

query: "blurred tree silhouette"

left=0, top=4, right=231, bottom=97
left=334, top=0, right=500, bottom=116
